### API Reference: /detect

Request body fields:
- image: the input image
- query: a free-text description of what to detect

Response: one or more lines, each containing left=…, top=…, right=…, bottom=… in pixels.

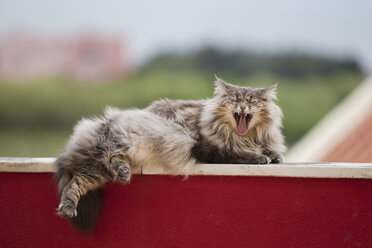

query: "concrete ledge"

left=1, top=157, right=372, bottom=178
left=0, top=157, right=56, bottom=173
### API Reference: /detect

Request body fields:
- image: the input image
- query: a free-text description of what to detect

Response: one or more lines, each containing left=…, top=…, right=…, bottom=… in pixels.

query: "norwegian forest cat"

left=55, top=76, right=286, bottom=232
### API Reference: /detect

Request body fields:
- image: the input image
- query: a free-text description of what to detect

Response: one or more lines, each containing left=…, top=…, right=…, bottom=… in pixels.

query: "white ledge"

left=1, top=157, right=372, bottom=178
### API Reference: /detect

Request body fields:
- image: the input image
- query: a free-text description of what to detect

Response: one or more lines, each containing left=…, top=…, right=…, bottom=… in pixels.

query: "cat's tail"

left=70, top=189, right=103, bottom=233
left=55, top=158, right=104, bottom=233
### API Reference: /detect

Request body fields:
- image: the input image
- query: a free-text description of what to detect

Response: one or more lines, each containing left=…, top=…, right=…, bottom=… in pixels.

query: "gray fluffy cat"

left=55, top=76, right=286, bottom=232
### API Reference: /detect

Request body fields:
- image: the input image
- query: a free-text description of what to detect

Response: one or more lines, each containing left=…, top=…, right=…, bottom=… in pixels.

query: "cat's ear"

left=259, top=84, right=278, bottom=100
left=214, top=75, right=233, bottom=96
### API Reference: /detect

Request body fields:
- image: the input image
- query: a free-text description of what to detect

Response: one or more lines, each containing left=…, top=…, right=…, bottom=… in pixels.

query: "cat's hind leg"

left=57, top=175, right=105, bottom=218
left=57, top=150, right=132, bottom=218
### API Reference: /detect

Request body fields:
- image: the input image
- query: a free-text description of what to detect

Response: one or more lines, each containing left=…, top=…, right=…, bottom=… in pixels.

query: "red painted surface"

left=1, top=173, right=372, bottom=248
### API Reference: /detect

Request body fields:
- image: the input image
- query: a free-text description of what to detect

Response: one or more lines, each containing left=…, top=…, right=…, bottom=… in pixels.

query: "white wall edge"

left=1, top=157, right=372, bottom=179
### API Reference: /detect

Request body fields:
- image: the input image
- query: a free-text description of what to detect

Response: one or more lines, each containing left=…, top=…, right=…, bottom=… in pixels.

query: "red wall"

left=1, top=173, right=372, bottom=248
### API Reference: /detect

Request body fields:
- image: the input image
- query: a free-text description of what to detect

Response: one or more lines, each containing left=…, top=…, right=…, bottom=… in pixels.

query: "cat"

left=147, top=76, right=286, bottom=164
left=55, top=76, right=286, bottom=232
left=55, top=108, right=197, bottom=232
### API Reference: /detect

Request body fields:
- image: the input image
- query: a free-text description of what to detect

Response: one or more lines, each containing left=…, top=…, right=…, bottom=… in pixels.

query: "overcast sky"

left=1, top=0, right=371, bottom=71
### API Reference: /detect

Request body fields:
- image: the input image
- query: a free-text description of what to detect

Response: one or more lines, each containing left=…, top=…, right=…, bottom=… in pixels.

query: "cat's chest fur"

left=191, top=131, right=263, bottom=163
left=192, top=108, right=265, bottom=163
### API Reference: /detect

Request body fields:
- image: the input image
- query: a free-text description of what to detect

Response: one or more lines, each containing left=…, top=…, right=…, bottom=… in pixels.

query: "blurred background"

left=0, top=0, right=371, bottom=158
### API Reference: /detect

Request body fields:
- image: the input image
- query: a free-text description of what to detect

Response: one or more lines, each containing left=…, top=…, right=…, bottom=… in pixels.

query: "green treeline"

left=0, top=47, right=363, bottom=156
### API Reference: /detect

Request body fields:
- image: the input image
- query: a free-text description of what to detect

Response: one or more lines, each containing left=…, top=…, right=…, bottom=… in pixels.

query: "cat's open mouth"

left=234, top=113, right=253, bottom=135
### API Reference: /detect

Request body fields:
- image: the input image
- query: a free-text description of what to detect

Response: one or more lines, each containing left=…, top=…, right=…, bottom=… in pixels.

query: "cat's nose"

left=240, top=105, right=247, bottom=111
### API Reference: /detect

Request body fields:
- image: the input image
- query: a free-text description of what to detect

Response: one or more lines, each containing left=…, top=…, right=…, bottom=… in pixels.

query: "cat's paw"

left=269, top=154, right=284, bottom=164
left=256, top=155, right=271, bottom=164
left=117, top=165, right=131, bottom=184
left=57, top=201, right=77, bottom=218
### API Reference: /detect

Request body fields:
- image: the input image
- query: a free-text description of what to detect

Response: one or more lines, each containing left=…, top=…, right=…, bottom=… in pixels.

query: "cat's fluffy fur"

left=55, top=76, right=286, bottom=232
left=148, top=77, right=285, bottom=163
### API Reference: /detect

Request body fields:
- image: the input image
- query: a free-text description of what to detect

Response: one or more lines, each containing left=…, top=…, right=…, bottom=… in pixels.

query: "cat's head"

left=213, top=76, right=279, bottom=136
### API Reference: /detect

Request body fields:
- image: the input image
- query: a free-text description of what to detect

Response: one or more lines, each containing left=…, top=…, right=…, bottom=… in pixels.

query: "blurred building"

left=0, top=31, right=130, bottom=82
left=286, top=75, right=372, bottom=163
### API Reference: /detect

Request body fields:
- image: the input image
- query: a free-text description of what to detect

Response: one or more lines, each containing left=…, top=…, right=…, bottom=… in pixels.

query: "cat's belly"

left=127, top=139, right=161, bottom=168
left=126, top=137, right=196, bottom=174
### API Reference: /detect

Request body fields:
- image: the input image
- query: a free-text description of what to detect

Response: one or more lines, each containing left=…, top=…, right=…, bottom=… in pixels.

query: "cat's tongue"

left=237, top=114, right=247, bottom=134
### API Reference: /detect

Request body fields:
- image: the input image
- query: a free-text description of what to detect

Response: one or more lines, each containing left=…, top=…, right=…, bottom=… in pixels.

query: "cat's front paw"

left=265, top=153, right=284, bottom=164
left=270, top=154, right=284, bottom=164
left=117, top=165, right=131, bottom=184
left=256, top=155, right=271, bottom=164
left=57, top=201, right=77, bottom=218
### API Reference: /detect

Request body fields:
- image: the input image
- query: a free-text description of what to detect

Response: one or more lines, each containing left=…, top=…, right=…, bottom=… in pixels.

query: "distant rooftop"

left=322, top=112, right=372, bottom=163
left=0, top=31, right=131, bottom=82
left=287, top=75, right=372, bottom=163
